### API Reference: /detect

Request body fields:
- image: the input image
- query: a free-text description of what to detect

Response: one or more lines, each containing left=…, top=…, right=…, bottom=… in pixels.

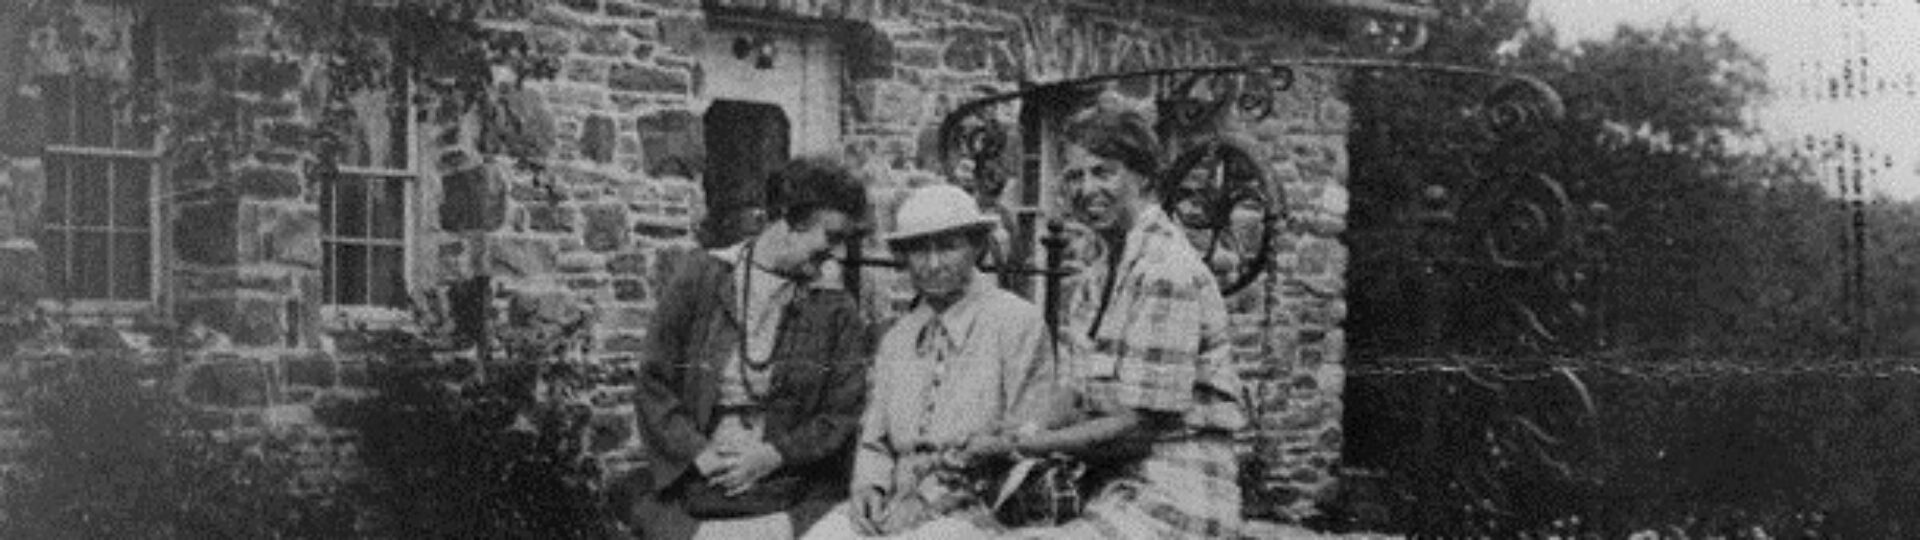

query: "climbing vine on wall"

left=17, top=0, right=558, bottom=187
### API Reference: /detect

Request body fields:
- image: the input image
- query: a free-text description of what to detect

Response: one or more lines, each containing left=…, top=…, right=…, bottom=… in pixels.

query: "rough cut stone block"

left=282, top=353, right=337, bottom=389
left=610, top=63, right=690, bottom=95
left=583, top=204, right=630, bottom=252
left=527, top=204, right=577, bottom=233
left=580, top=27, right=631, bottom=57
left=240, top=202, right=321, bottom=266
left=656, top=14, right=704, bottom=56
left=0, top=244, right=44, bottom=305
left=2, top=160, right=43, bottom=239
left=441, top=166, right=507, bottom=233
left=564, top=58, right=610, bottom=85
left=581, top=115, right=617, bottom=163
left=528, top=26, right=574, bottom=57
left=942, top=30, right=993, bottom=73
left=559, top=251, right=606, bottom=273
left=600, top=332, right=647, bottom=353
left=606, top=1, right=656, bottom=19
left=562, top=0, right=601, bottom=15
left=235, top=56, right=304, bottom=96
left=225, top=296, right=290, bottom=347
left=612, top=278, right=648, bottom=302
left=606, top=252, right=649, bottom=275
left=486, top=235, right=560, bottom=277
left=0, top=91, right=46, bottom=156
left=896, top=45, right=941, bottom=70
left=602, top=304, right=652, bottom=330
left=481, top=88, right=557, bottom=160
left=566, top=277, right=609, bottom=295
left=851, top=79, right=923, bottom=126
left=175, top=198, right=240, bottom=265
left=182, top=355, right=271, bottom=408
left=636, top=110, right=702, bottom=178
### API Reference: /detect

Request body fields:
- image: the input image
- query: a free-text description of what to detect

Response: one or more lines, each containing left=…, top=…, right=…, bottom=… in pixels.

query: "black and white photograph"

left=1, top=0, right=1917, bottom=538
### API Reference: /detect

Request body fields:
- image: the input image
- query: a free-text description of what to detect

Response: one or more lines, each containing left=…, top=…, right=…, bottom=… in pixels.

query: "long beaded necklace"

left=733, top=238, right=781, bottom=404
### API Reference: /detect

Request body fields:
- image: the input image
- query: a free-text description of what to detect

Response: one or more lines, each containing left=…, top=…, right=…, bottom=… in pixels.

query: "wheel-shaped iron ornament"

left=1162, top=135, right=1281, bottom=296
left=1461, top=171, right=1574, bottom=270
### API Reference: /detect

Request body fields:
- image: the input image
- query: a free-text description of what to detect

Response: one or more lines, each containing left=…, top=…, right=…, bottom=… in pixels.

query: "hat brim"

left=882, top=217, right=1000, bottom=246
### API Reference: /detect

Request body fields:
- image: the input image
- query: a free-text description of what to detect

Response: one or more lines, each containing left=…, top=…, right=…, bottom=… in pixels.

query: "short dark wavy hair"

left=763, top=155, right=870, bottom=227
left=1064, top=102, right=1162, bottom=189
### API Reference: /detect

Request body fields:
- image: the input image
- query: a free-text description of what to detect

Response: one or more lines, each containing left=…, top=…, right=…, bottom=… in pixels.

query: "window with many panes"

left=38, top=14, right=158, bottom=305
left=318, top=71, right=414, bottom=312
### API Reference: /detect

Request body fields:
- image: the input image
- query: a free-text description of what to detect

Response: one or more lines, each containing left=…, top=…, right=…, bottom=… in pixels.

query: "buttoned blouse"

left=851, top=276, right=1055, bottom=495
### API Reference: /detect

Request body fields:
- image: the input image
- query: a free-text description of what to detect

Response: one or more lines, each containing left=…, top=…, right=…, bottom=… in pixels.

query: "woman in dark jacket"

left=632, top=157, right=871, bottom=540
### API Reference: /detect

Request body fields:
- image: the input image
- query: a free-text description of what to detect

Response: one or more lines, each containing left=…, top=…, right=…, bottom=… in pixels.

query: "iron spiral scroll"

left=898, top=59, right=1603, bottom=526
left=928, top=59, right=1579, bottom=326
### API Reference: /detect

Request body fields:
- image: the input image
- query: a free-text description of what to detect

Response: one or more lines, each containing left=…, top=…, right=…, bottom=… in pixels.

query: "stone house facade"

left=0, top=0, right=1376, bottom=523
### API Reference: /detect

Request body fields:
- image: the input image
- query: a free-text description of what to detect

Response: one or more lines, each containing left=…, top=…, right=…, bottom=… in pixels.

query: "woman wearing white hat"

left=801, top=184, right=1062, bottom=540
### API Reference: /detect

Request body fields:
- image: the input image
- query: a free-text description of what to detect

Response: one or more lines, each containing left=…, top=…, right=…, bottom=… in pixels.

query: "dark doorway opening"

left=701, top=100, right=790, bottom=247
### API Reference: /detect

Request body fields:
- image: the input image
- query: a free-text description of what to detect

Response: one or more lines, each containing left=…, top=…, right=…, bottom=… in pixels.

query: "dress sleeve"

left=850, top=330, right=899, bottom=494
left=634, top=256, right=713, bottom=467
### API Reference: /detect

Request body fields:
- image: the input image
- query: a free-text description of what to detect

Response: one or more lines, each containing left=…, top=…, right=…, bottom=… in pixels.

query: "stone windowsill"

left=35, top=299, right=157, bottom=323
left=320, top=305, right=417, bottom=332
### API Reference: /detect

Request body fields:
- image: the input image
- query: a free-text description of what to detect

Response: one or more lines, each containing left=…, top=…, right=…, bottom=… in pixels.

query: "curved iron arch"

left=931, top=59, right=1568, bottom=298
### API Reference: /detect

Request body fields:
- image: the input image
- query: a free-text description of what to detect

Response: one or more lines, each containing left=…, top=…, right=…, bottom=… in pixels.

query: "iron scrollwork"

left=906, top=59, right=1596, bottom=526
left=928, top=60, right=1579, bottom=328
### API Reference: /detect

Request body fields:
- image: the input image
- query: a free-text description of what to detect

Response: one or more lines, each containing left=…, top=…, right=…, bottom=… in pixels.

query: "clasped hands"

left=694, top=439, right=784, bottom=496
left=846, top=430, right=1026, bottom=536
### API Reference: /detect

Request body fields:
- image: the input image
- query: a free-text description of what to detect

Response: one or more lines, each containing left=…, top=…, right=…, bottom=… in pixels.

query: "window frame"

left=35, top=12, right=163, bottom=317
left=317, top=75, right=420, bottom=327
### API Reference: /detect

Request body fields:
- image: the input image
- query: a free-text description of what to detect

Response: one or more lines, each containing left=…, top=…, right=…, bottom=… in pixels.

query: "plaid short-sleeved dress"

left=1007, top=206, right=1248, bottom=539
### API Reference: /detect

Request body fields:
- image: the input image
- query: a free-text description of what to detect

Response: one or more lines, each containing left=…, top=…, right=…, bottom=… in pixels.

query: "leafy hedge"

left=1, top=280, right=624, bottom=539
left=0, top=354, right=357, bottom=539
left=1327, top=357, right=1920, bottom=538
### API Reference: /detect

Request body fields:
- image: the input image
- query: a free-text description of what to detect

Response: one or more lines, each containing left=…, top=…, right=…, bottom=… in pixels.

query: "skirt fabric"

left=1000, top=434, right=1243, bottom=539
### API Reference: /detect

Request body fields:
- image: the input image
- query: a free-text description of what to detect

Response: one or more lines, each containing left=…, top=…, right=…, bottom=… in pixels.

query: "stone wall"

left=0, top=0, right=1356, bottom=523
left=813, top=0, right=1353, bottom=519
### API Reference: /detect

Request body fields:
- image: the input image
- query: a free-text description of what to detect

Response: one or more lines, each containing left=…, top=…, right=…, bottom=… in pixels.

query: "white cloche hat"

left=884, top=184, right=999, bottom=246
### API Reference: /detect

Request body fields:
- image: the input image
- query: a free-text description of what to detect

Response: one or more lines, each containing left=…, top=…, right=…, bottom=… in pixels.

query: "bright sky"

left=1531, top=0, right=1920, bottom=200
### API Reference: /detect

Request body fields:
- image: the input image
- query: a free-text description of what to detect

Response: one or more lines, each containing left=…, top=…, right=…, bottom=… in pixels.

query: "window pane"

left=75, top=76, right=113, bottom=147
left=369, top=245, right=405, bottom=308
left=113, top=160, right=150, bottom=228
left=113, top=232, right=150, bottom=299
left=345, top=91, right=396, bottom=169
left=369, top=177, right=404, bottom=239
left=72, top=232, right=110, bottom=299
left=38, top=228, right=66, bottom=296
left=334, top=243, right=367, bottom=305
left=323, top=242, right=337, bottom=304
left=41, top=75, right=72, bottom=144
left=334, top=176, right=367, bottom=238
left=319, top=175, right=335, bottom=234
left=128, top=18, right=156, bottom=147
left=386, top=80, right=410, bottom=168
left=44, top=157, right=68, bottom=226
left=72, top=159, right=110, bottom=227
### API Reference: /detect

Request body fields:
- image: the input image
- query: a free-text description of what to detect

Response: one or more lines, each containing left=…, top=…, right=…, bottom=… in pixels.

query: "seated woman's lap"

left=800, top=503, right=999, bottom=540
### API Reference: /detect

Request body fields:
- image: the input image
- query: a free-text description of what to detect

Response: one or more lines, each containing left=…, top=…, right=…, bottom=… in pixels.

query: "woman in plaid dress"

left=974, top=99, right=1248, bottom=539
